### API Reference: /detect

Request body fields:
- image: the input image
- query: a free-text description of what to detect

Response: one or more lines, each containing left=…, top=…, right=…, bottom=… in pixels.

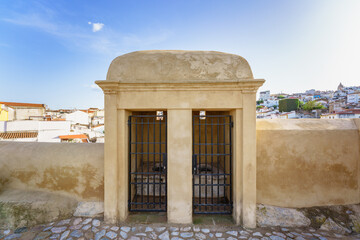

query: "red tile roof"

left=80, top=110, right=95, bottom=113
left=0, top=131, right=38, bottom=139
left=337, top=109, right=360, bottom=114
left=58, top=134, right=88, bottom=139
left=0, top=102, right=45, bottom=108
left=92, top=124, right=104, bottom=128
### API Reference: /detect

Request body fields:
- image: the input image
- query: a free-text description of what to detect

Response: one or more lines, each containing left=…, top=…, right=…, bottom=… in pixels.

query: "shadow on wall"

left=257, top=119, right=360, bottom=208
left=0, top=119, right=360, bottom=208
left=0, top=142, right=104, bottom=201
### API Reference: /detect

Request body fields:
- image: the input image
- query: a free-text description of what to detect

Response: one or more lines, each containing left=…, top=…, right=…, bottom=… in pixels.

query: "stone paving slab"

left=1, top=217, right=360, bottom=240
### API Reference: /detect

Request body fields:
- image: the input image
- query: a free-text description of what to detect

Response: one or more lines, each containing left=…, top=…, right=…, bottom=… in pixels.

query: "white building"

left=65, top=111, right=90, bottom=126
left=279, top=111, right=297, bottom=119
left=321, top=92, right=334, bottom=99
left=335, top=91, right=347, bottom=97
left=347, top=93, right=359, bottom=104
left=337, top=110, right=360, bottom=119
left=259, top=90, right=270, bottom=101
left=305, top=89, right=316, bottom=95
left=322, top=110, right=360, bottom=119
left=263, top=99, right=279, bottom=107
left=92, top=117, right=104, bottom=126
left=0, top=102, right=46, bottom=121
left=95, top=109, right=105, bottom=117
left=0, top=120, right=72, bottom=142
left=302, top=95, right=314, bottom=102
left=320, top=113, right=339, bottom=119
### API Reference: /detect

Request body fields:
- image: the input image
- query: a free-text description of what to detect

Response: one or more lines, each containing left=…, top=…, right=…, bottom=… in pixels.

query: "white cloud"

left=84, top=84, right=102, bottom=92
left=2, top=8, right=170, bottom=55
left=90, top=84, right=101, bottom=90
left=91, top=22, right=104, bottom=32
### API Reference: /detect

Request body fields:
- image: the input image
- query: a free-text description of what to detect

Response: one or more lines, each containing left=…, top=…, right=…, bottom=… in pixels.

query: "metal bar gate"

left=192, top=114, right=233, bottom=214
left=128, top=114, right=167, bottom=212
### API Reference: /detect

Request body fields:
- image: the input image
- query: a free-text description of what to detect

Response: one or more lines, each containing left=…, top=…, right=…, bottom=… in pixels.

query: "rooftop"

left=0, top=131, right=38, bottom=139
left=105, top=50, right=254, bottom=83
left=0, top=102, right=45, bottom=108
left=58, top=134, right=88, bottom=140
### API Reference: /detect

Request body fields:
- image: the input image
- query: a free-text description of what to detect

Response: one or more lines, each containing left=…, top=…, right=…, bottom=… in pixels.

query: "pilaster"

left=104, top=91, right=118, bottom=224
left=167, top=109, right=193, bottom=224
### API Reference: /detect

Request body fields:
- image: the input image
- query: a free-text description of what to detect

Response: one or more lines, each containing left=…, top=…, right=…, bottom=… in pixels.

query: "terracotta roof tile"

left=0, top=102, right=44, bottom=108
left=0, top=131, right=38, bottom=139
left=79, top=110, right=95, bottom=113
left=58, top=134, right=88, bottom=139
left=337, top=109, right=360, bottom=114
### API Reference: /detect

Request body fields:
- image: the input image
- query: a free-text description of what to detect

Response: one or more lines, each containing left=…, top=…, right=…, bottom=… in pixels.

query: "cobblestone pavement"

left=1, top=217, right=360, bottom=240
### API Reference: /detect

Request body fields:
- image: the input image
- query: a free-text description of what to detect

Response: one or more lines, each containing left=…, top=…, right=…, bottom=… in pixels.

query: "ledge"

left=95, top=79, right=265, bottom=93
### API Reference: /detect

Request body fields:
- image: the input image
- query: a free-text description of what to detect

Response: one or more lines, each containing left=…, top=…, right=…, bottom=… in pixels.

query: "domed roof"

left=106, top=50, right=254, bottom=82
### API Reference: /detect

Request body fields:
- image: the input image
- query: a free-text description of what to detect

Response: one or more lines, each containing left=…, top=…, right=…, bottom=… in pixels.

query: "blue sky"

left=1, top=0, right=359, bottom=109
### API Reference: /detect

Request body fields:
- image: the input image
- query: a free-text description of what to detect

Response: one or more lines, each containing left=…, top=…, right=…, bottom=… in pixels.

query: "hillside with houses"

left=0, top=102, right=104, bottom=142
left=257, top=83, right=360, bottom=119
left=1, top=83, right=359, bottom=143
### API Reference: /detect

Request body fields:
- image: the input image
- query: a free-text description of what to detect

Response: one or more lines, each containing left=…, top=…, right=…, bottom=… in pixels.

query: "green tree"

left=277, top=95, right=286, bottom=99
left=279, top=99, right=300, bottom=112
left=302, top=101, right=325, bottom=111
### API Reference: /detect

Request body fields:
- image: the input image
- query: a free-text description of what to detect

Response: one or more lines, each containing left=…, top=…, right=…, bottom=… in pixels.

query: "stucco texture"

left=0, top=142, right=104, bottom=201
left=257, top=119, right=360, bottom=208
left=106, top=50, right=254, bottom=82
left=1, top=119, right=359, bottom=209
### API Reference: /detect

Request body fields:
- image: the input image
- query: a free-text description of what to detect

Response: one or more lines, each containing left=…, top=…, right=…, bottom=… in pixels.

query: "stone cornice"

left=96, top=79, right=265, bottom=93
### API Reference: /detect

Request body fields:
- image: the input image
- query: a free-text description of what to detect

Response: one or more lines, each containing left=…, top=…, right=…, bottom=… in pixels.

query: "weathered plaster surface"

left=257, top=119, right=360, bottom=207
left=106, top=50, right=254, bottom=82
left=167, top=109, right=192, bottom=224
left=0, top=142, right=104, bottom=201
left=0, top=188, right=77, bottom=229
left=1, top=119, right=359, bottom=210
left=97, top=50, right=264, bottom=226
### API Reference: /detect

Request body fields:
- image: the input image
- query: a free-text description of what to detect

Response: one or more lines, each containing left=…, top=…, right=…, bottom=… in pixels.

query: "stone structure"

left=96, top=50, right=265, bottom=227
left=257, top=119, right=360, bottom=207
left=1, top=119, right=360, bottom=229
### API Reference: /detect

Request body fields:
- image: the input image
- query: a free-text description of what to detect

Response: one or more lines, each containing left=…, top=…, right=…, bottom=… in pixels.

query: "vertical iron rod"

left=211, top=117, right=214, bottom=212
left=159, top=115, right=162, bottom=209
left=141, top=118, right=144, bottom=209
left=223, top=116, right=226, bottom=212
left=192, top=114, right=195, bottom=213
left=147, top=118, right=150, bottom=208
left=153, top=115, right=156, bottom=208
left=198, top=113, right=201, bottom=212
left=134, top=117, right=138, bottom=210
left=165, top=115, right=168, bottom=211
left=229, top=116, right=233, bottom=211
left=204, top=115, right=207, bottom=212
left=217, top=117, right=220, bottom=212
left=128, top=116, right=132, bottom=210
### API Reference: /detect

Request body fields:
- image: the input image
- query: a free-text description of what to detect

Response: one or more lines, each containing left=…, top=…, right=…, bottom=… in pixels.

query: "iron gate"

left=192, top=114, right=233, bottom=214
left=128, top=114, right=167, bottom=212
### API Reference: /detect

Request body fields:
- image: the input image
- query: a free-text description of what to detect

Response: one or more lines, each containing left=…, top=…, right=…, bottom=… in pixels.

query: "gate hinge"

left=230, top=121, right=234, bottom=128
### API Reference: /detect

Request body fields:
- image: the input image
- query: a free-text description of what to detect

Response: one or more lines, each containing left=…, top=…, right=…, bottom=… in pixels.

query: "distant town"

left=257, top=83, right=360, bottom=119
left=0, top=83, right=359, bottom=142
left=0, top=103, right=104, bottom=143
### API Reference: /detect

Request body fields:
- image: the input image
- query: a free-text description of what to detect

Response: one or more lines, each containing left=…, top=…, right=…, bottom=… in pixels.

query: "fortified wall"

left=1, top=118, right=359, bottom=207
